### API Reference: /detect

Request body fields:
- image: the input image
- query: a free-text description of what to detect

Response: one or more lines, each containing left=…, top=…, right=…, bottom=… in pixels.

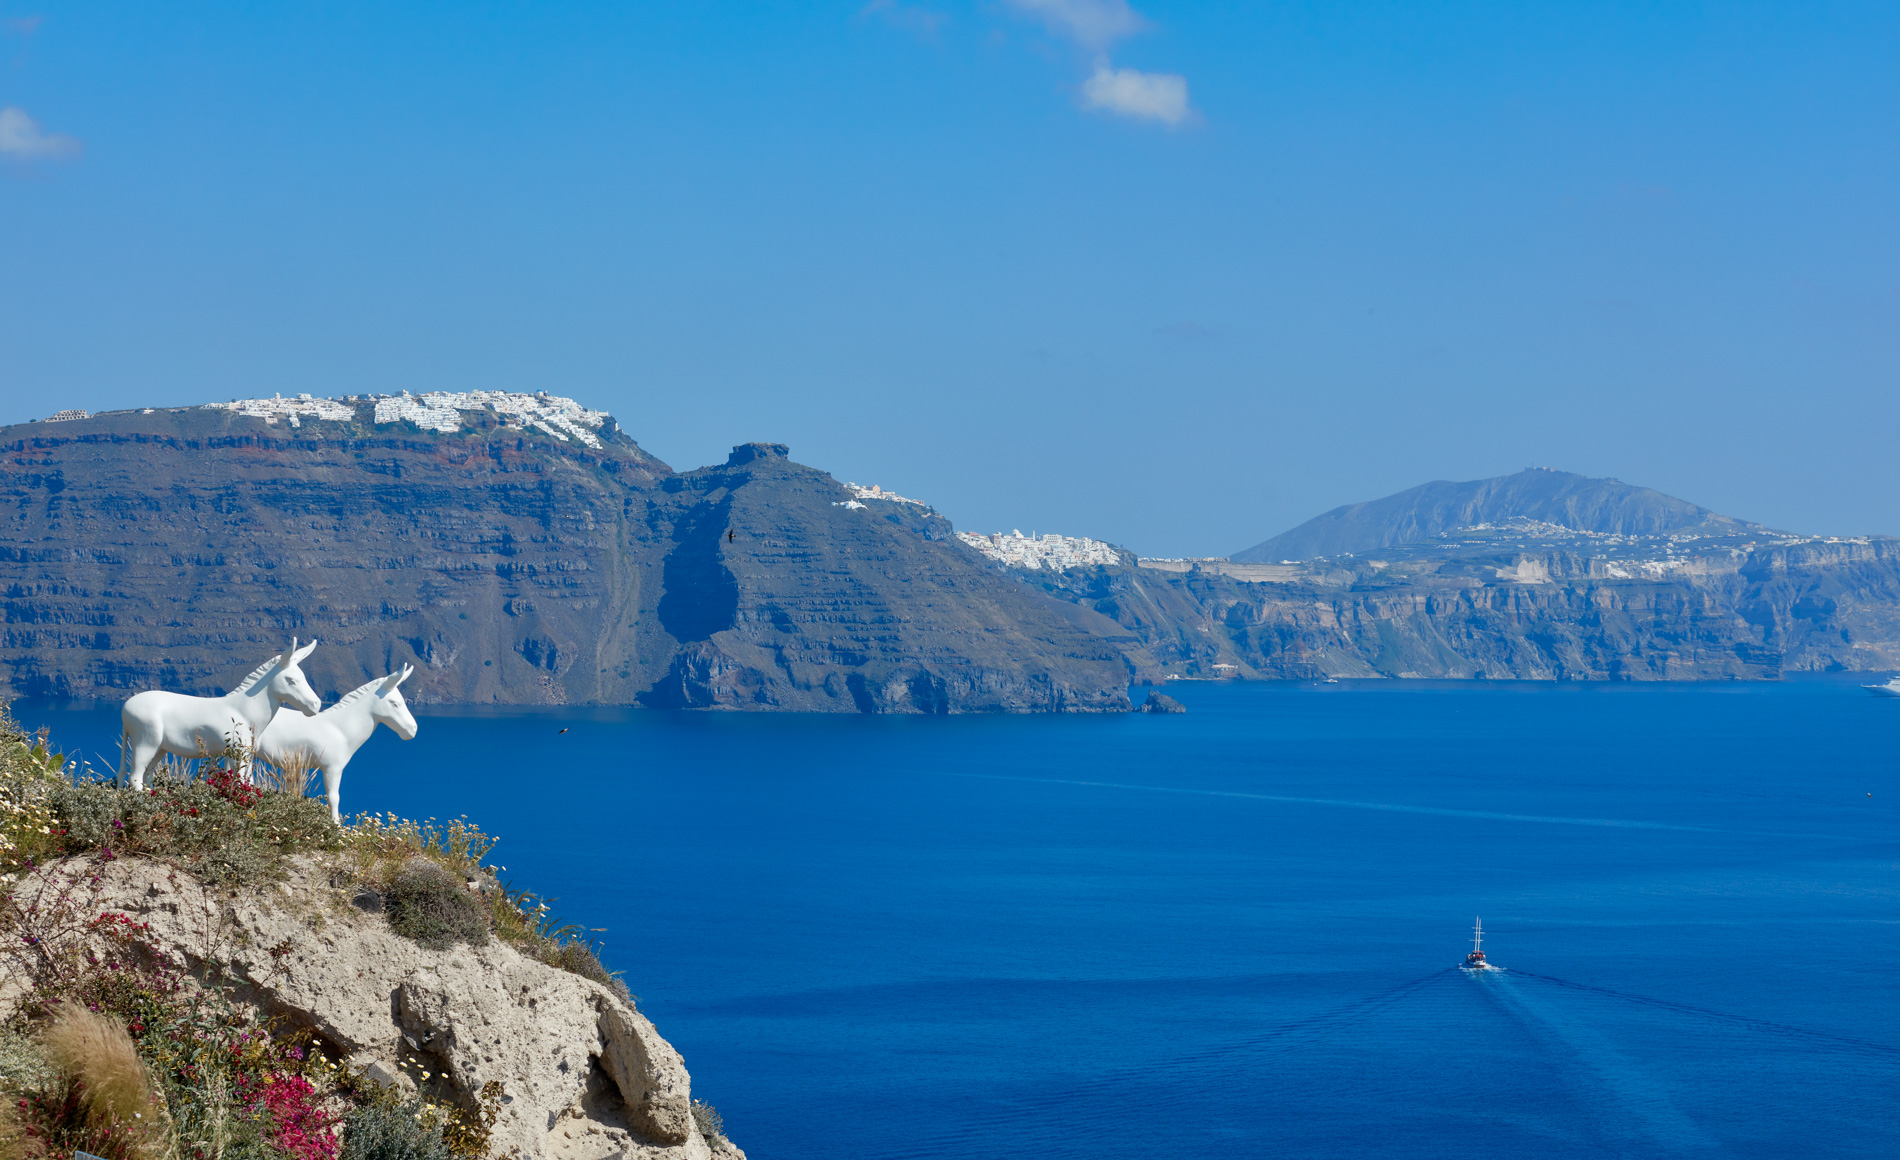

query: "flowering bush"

left=0, top=859, right=376, bottom=1160
left=53, top=777, right=337, bottom=886
left=202, top=768, right=265, bottom=810
left=0, top=704, right=67, bottom=875
left=0, top=861, right=331, bottom=1160
left=248, top=1073, right=337, bottom=1160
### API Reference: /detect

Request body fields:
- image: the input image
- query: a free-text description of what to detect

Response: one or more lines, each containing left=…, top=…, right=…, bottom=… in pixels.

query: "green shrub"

left=691, top=1099, right=726, bottom=1144
left=54, top=778, right=339, bottom=886
left=385, top=859, right=489, bottom=951
left=0, top=1028, right=54, bottom=1094
left=533, top=940, right=634, bottom=1005
left=339, top=1101, right=453, bottom=1160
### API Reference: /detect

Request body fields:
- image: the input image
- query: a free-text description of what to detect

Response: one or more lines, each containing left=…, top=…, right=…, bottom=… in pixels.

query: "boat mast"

left=1472, top=916, right=1483, bottom=955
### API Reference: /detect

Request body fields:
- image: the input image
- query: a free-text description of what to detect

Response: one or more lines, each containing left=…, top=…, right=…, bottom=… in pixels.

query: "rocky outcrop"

left=1138, top=691, right=1185, bottom=714
left=0, top=405, right=1139, bottom=712
left=4, top=855, right=743, bottom=1160
left=634, top=444, right=1146, bottom=712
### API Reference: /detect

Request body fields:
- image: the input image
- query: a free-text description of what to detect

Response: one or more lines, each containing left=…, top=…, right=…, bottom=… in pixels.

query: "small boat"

left=1462, top=916, right=1491, bottom=970
left=1864, top=677, right=1900, bottom=697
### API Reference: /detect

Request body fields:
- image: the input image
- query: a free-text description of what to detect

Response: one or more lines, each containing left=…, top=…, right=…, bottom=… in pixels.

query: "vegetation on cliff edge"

left=0, top=703, right=640, bottom=1160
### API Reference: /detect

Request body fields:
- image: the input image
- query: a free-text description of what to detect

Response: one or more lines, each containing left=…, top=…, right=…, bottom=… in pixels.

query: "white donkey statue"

left=120, top=638, right=323, bottom=790
left=258, top=663, right=418, bottom=822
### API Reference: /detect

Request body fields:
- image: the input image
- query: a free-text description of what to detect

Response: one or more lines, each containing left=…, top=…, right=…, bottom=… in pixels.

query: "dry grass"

left=40, top=1008, right=168, bottom=1158
left=254, top=749, right=320, bottom=798
left=125, top=732, right=319, bottom=802
left=338, top=814, right=497, bottom=891
left=0, top=1108, right=25, bottom=1160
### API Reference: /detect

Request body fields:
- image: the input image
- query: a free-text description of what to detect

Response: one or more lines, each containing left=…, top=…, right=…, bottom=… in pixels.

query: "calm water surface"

left=25, top=679, right=1900, bottom=1158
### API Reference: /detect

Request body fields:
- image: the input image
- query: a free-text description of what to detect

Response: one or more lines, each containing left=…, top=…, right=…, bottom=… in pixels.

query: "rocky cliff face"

left=3, top=853, right=742, bottom=1160
left=638, top=446, right=1144, bottom=712
left=1101, top=466, right=1900, bottom=681
left=0, top=401, right=1137, bottom=711
left=11, top=402, right=1895, bottom=694
left=1036, top=537, right=1900, bottom=682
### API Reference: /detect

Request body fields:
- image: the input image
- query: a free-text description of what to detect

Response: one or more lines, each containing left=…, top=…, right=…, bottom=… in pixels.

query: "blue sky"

left=2, top=1, right=1896, bottom=554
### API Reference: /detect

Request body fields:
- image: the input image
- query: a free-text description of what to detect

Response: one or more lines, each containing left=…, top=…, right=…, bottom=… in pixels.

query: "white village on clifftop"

left=201, top=390, right=614, bottom=447
left=957, top=529, right=1122, bottom=570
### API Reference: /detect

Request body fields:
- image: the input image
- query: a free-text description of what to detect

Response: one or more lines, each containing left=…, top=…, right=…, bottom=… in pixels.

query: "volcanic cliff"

left=0, top=399, right=1143, bottom=710
left=1036, top=470, right=1900, bottom=681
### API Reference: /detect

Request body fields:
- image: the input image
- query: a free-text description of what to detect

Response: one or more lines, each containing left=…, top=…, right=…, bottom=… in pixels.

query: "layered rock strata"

left=1037, top=538, right=1900, bottom=681
left=0, top=405, right=1140, bottom=710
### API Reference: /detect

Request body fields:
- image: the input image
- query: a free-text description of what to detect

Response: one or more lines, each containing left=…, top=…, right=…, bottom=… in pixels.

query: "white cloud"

left=1005, top=0, right=1146, bottom=51
left=1081, top=61, right=1192, bottom=126
left=0, top=106, right=81, bottom=161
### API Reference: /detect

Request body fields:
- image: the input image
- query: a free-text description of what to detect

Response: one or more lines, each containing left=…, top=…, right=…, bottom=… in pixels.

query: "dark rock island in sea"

left=0, top=395, right=1142, bottom=711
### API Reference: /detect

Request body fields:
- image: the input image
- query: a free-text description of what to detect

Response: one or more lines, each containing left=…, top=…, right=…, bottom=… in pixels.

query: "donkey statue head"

left=371, top=663, right=419, bottom=739
left=269, top=637, right=324, bottom=717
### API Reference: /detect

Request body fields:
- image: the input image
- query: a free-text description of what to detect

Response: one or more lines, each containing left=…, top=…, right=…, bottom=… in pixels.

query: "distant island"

left=1050, top=468, right=1899, bottom=682
left=5, top=398, right=1898, bottom=706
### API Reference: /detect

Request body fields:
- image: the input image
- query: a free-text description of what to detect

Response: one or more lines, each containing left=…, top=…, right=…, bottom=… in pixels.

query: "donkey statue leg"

left=321, top=758, right=348, bottom=825
left=120, top=700, right=166, bottom=791
left=122, top=733, right=162, bottom=791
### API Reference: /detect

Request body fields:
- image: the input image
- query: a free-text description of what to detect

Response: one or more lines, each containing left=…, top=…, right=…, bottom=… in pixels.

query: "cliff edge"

left=0, top=722, right=745, bottom=1160
left=2, top=852, right=741, bottom=1160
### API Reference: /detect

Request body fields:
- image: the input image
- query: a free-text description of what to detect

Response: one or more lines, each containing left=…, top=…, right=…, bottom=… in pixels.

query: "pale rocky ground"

left=2, top=855, right=744, bottom=1160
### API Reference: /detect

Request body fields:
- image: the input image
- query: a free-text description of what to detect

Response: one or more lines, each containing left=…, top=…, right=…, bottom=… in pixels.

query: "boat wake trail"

left=934, top=771, right=1721, bottom=832
left=1507, top=970, right=1900, bottom=1062
left=875, top=970, right=1459, bottom=1160
left=1186, top=968, right=1456, bottom=1065
left=1475, top=969, right=1720, bottom=1153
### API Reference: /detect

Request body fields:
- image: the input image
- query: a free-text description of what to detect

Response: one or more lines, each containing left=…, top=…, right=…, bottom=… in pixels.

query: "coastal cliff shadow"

left=655, top=499, right=739, bottom=645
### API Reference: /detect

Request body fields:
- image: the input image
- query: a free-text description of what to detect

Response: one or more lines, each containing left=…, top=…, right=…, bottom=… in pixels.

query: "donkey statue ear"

left=399, top=663, right=415, bottom=685
left=379, top=667, right=404, bottom=694
left=294, top=638, right=320, bottom=662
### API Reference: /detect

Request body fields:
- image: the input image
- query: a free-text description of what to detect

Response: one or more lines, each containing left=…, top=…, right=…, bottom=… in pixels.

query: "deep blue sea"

left=22, top=678, right=1900, bottom=1158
